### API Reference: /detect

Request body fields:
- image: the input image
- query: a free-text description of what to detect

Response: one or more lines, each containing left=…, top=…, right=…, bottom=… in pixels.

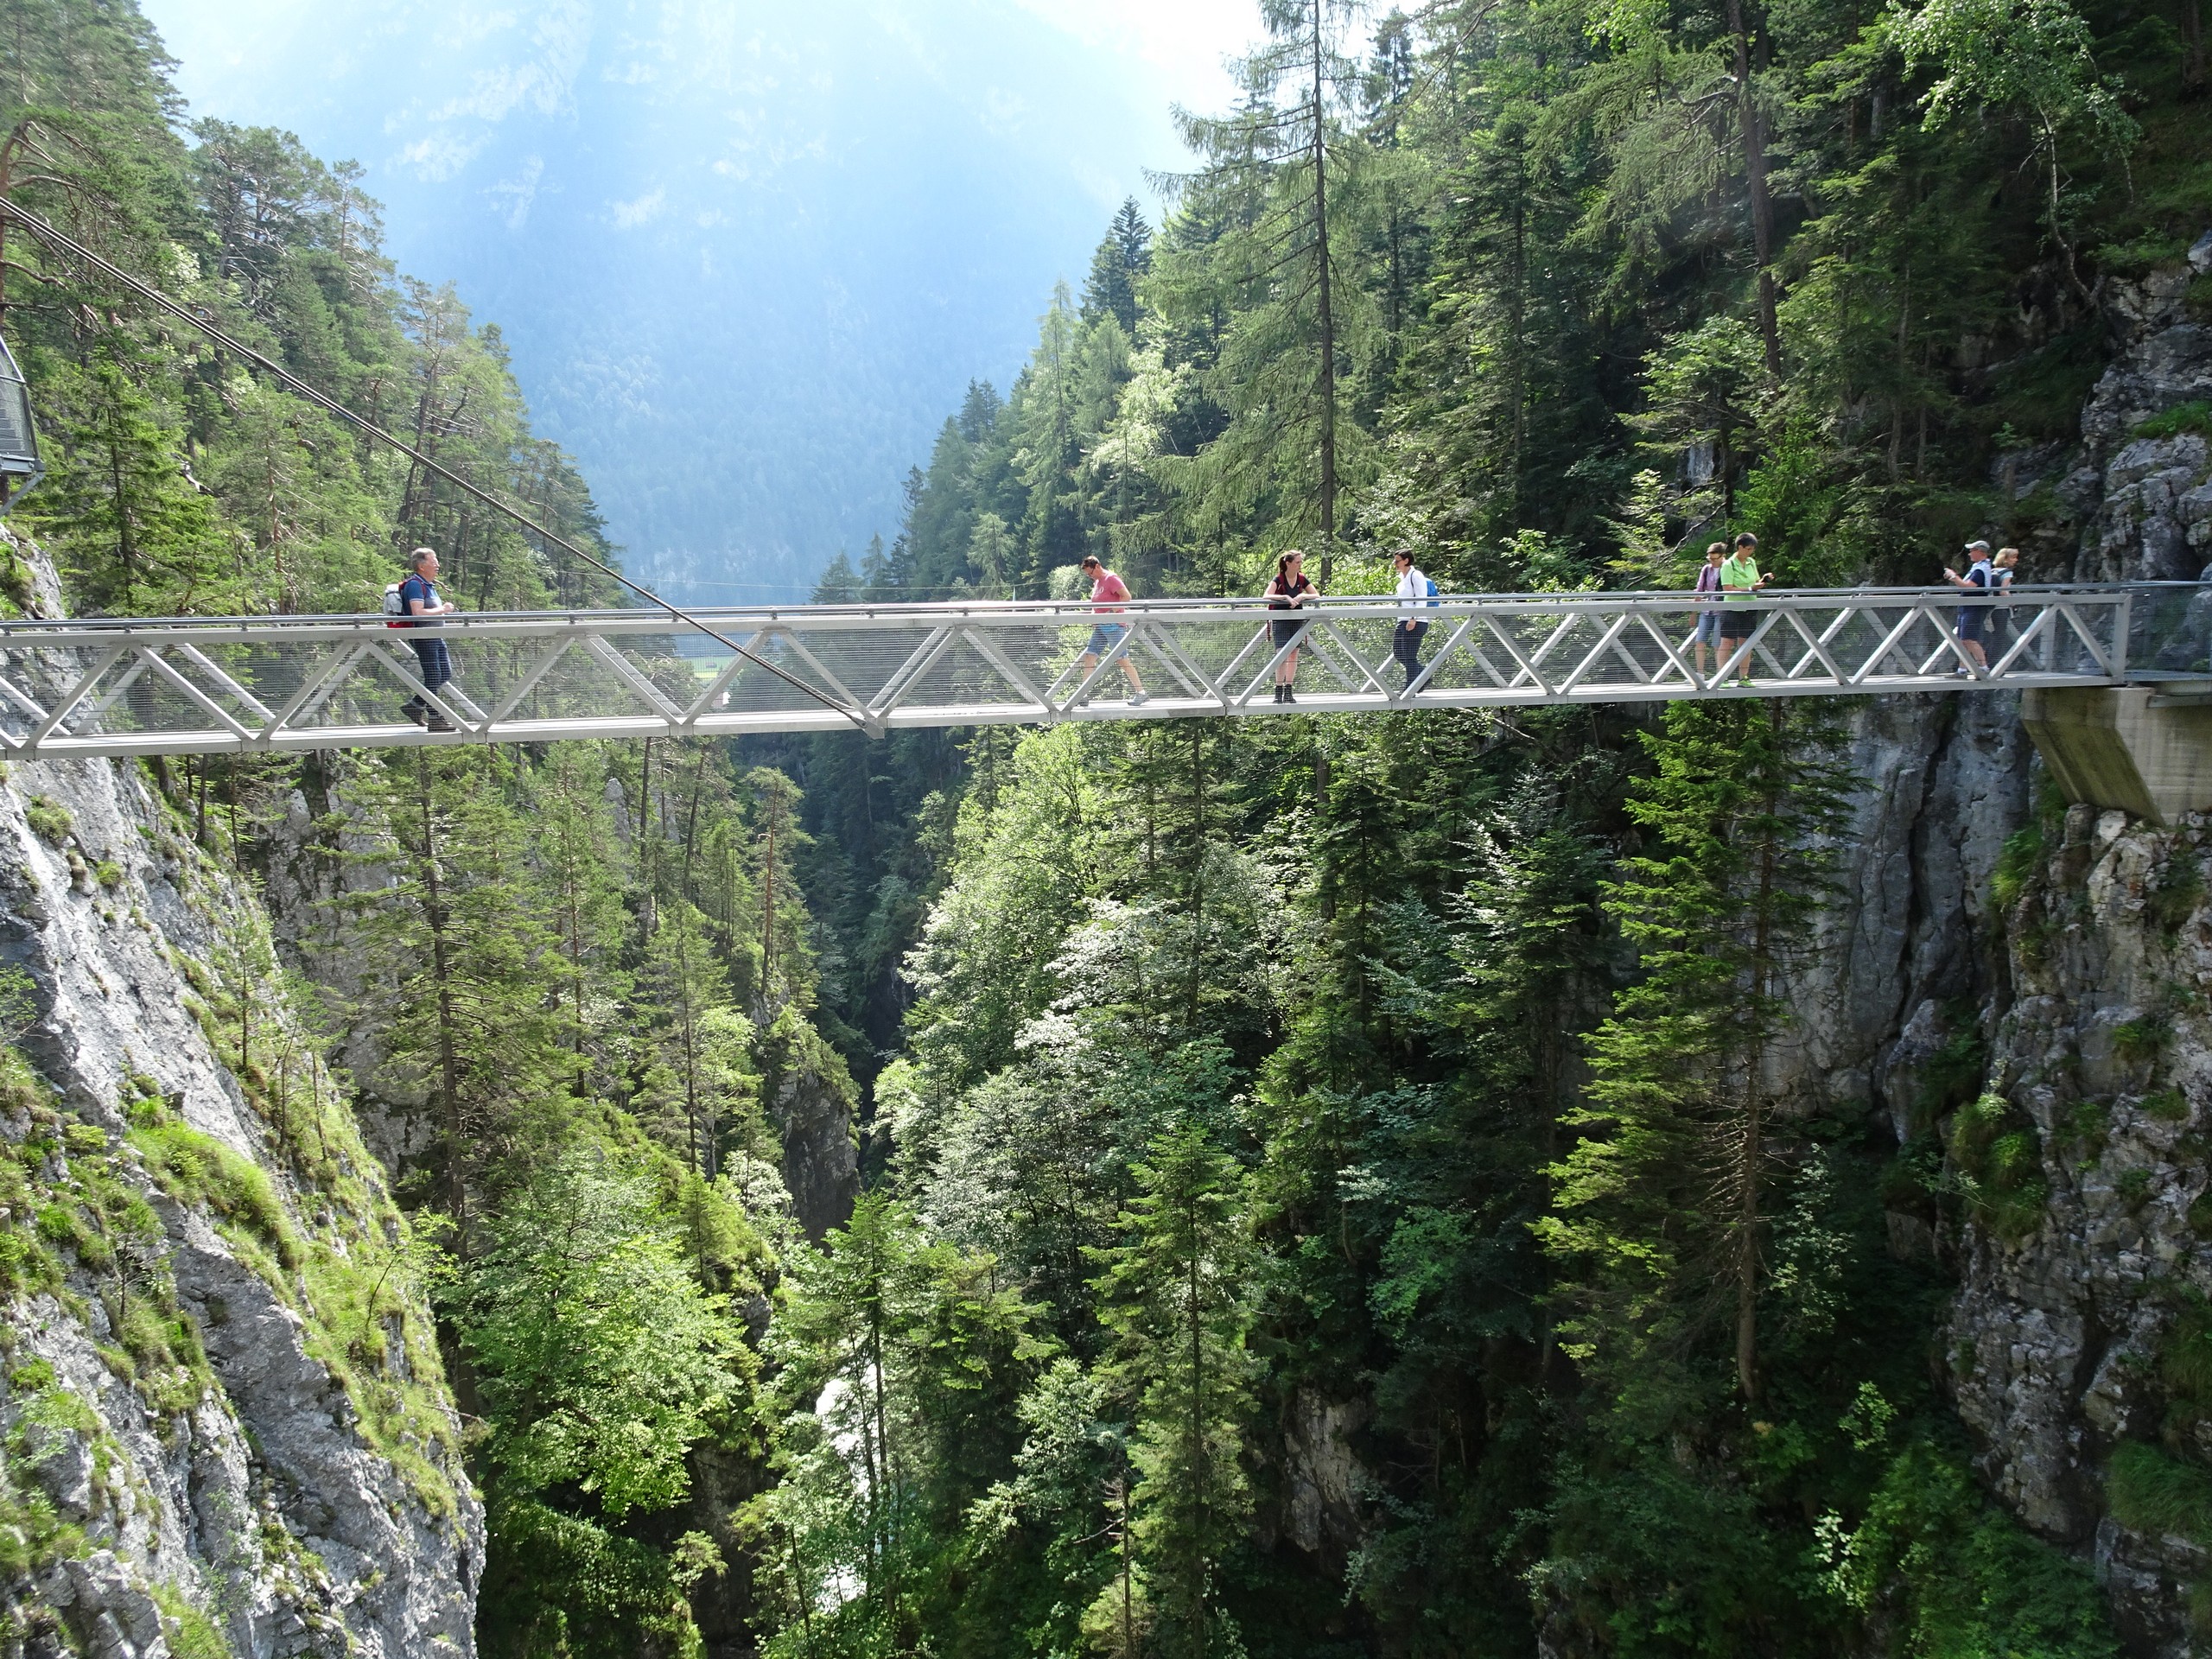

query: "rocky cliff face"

left=1948, top=803, right=2211, bottom=1655
left=1886, top=238, right=2212, bottom=1656
left=0, top=537, right=479, bottom=1657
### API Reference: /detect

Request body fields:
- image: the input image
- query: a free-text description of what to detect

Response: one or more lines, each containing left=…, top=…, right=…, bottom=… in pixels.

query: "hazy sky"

left=137, top=0, right=1259, bottom=599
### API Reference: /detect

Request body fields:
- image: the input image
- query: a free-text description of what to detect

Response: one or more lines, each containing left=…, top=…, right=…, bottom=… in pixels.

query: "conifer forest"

left=0, top=0, right=2209, bottom=1655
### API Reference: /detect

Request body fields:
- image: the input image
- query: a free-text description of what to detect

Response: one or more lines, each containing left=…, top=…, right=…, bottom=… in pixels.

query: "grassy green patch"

left=2135, top=402, right=2212, bottom=442
left=2141, top=1089, right=2190, bottom=1123
left=151, top=1583, right=228, bottom=1659
left=21, top=795, right=71, bottom=846
left=129, top=1111, right=459, bottom=1517
left=1993, top=824, right=2044, bottom=912
left=2114, top=1015, right=2170, bottom=1065
left=2109, top=1440, right=2212, bottom=1541
left=131, top=1122, right=296, bottom=1267
left=1949, top=1093, right=2049, bottom=1243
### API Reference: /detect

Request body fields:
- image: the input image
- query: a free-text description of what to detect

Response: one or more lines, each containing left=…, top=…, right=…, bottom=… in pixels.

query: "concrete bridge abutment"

left=2023, top=686, right=2212, bottom=826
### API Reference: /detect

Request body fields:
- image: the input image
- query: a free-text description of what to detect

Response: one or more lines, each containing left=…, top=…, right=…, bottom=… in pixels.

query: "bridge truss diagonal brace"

left=29, top=644, right=125, bottom=746
left=0, top=586, right=2148, bottom=759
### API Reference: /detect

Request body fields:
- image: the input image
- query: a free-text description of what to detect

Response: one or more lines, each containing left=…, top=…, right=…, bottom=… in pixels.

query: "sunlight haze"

left=137, top=0, right=1255, bottom=598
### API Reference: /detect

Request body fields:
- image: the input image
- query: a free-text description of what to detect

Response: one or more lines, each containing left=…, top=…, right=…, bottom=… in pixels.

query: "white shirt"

left=1395, top=564, right=1431, bottom=621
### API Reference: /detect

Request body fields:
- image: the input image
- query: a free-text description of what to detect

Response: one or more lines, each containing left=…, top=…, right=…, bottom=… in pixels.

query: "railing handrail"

left=0, top=581, right=2169, bottom=638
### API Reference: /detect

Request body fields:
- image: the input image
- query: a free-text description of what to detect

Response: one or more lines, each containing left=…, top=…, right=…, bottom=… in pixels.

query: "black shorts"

left=1270, top=619, right=1309, bottom=649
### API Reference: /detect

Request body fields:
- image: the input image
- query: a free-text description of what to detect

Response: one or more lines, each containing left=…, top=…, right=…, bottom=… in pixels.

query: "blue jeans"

left=1694, top=611, right=1722, bottom=646
left=1393, top=622, right=1427, bottom=686
left=405, top=637, right=452, bottom=704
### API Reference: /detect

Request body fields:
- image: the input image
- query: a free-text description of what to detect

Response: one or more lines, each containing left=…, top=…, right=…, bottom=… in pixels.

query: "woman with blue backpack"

left=1392, top=548, right=1436, bottom=691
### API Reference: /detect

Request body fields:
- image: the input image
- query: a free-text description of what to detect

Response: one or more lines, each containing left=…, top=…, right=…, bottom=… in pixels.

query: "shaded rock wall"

left=1948, top=804, right=2212, bottom=1654
left=0, top=541, right=478, bottom=1655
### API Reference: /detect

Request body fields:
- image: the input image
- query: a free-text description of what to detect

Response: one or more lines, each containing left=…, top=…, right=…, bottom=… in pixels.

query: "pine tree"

left=1082, top=196, right=1152, bottom=334
left=1540, top=699, right=1849, bottom=1400
left=28, top=343, right=231, bottom=613
left=1163, top=0, right=1379, bottom=583
left=1089, top=1123, right=1255, bottom=1659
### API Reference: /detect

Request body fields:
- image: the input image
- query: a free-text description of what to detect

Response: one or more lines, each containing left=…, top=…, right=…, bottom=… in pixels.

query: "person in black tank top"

left=1264, top=550, right=1317, bottom=704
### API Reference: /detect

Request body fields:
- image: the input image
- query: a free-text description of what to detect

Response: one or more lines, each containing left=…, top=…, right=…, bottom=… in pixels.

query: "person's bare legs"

left=1077, top=649, right=1145, bottom=700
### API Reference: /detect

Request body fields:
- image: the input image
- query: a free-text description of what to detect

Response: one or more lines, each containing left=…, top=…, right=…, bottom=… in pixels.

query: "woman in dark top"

left=1264, top=549, right=1318, bottom=704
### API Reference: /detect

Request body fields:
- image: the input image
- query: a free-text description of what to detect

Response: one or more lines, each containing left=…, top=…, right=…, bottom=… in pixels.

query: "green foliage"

left=2113, top=1015, right=2169, bottom=1065
left=2133, top=401, right=2212, bottom=439
left=477, top=1492, right=721, bottom=1659
left=2108, top=1440, right=2212, bottom=1542
left=2150, top=857, right=2204, bottom=941
left=1948, top=1094, right=2050, bottom=1243
left=1827, top=1439, right=2119, bottom=1655
left=1545, top=699, right=1850, bottom=1395
left=1993, top=823, right=2045, bottom=910
left=454, top=1143, right=749, bottom=1520
left=1089, top=1122, right=1255, bottom=1659
left=22, top=796, right=73, bottom=846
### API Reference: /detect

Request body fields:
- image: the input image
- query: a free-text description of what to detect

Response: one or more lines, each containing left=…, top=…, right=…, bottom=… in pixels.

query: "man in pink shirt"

left=1077, top=555, right=1148, bottom=704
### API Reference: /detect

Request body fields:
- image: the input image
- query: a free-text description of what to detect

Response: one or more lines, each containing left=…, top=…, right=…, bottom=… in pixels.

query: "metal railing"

left=0, top=583, right=2171, bottom=760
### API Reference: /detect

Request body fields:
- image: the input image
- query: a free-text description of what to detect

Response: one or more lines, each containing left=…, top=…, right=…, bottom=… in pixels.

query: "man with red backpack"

left=392, top=546, right=459, bottom=731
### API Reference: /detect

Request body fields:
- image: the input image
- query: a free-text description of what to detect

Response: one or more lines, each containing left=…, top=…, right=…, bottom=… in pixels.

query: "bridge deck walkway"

left=0, top=583, right=2190, bottom=760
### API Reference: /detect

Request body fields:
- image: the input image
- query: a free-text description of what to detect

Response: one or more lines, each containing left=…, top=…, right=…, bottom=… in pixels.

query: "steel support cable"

left=0, top=199, right=868, bottom=731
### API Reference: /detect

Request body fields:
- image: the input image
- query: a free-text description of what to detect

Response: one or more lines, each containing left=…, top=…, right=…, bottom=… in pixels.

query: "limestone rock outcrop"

left=0, top=533, right=480, bottom=1656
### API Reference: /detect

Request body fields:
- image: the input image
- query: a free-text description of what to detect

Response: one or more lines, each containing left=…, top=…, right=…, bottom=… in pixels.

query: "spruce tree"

left=1089, top=1123, right=1255, bottom=1659
left=1541, top=699, right=1849, bottom=1400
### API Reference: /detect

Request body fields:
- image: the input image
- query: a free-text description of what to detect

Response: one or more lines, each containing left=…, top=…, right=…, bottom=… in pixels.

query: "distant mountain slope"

left=143, top=0, right=1222, bottom=600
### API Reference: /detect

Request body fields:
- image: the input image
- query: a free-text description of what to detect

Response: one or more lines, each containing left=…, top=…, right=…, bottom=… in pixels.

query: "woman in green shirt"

left=1717, top=531, right=1768, bottom=684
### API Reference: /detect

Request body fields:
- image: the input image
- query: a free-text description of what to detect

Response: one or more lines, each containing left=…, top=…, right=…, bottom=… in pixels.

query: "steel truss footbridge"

left=0, top=583, right=2198, bottom=762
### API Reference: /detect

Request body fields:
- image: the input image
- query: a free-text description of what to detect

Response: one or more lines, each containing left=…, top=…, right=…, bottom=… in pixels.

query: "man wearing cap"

left=1942, top=540, right=1997, bottom=672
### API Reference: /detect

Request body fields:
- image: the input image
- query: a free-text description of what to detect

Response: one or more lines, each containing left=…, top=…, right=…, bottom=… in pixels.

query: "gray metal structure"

left=0, top=335, right=44, bottom=510
left=0, top=584, right=2188, bottom=762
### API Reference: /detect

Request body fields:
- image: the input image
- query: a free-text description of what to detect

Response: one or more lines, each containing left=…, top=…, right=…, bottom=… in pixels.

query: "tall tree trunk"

left=1728, top=0, right=1783, bottom=374
left=1507, top=134, right=1529, bottom=522
left=1119, top=1467, right=1135, bottom=1659
left=1188, top=1191, right=1207, bottom=1659
left=761, top=787, right=779, bottom=1003
left=1734, top=703, right=1784, bottom=1400
left=1311, top=0, right=1338, bottom=588
left=868, top=1281, right=898, bottom=1642
left=1186, top=724, right=1205, bottom=1031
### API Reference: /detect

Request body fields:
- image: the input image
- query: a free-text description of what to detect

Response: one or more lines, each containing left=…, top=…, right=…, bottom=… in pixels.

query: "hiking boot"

left=401, top=702, right=428, bottom=727
left=1281, top=687, right=1297, bottom=704
left=425, top=710, right=458, bottom=733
